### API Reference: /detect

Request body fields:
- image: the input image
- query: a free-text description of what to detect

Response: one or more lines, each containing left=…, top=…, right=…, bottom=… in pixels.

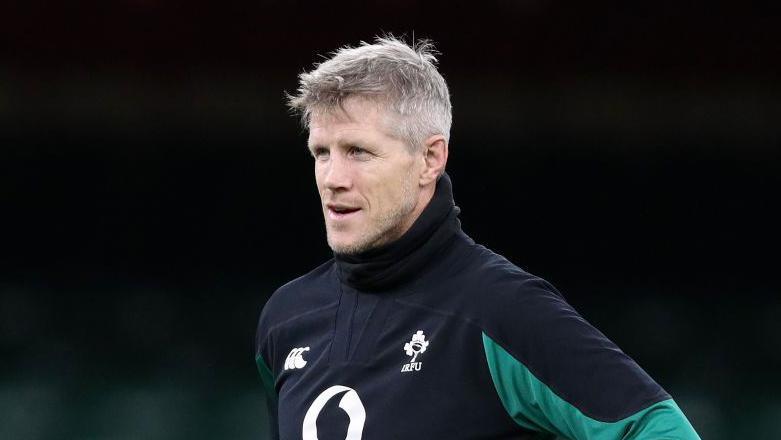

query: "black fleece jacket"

left=255, top=173, right=699, bottom=439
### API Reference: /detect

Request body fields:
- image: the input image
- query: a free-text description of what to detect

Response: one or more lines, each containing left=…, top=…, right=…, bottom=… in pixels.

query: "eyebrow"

left=308, top=137, right=371, bottom=151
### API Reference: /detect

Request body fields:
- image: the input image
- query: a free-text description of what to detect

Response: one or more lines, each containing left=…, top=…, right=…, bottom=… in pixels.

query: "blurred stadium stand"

left=1, top=2, right=779, bottom=439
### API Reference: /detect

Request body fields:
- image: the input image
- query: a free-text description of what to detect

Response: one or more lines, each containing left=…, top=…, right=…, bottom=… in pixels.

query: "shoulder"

left=464, top=244, right=671, bottom=422
left=413, top=237, right=671, bottom=422
left=440, top=238, right=566, bottom=318
left=468, top=242, right=560, bottom=295
left=456, top=242, right=594, bottom=358
left=464, top=243, right=572, bottom=331
left=411, top=236, right=567, bottom=330
left=255, top=259, right=338, bottom=349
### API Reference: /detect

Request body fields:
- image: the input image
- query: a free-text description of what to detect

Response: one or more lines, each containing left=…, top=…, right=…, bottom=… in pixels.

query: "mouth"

left=326, top=204, right=362, bottom=220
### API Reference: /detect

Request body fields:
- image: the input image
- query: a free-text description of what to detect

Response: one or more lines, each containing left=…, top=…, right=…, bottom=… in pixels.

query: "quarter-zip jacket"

left=255, top=173, right=700, bottom=439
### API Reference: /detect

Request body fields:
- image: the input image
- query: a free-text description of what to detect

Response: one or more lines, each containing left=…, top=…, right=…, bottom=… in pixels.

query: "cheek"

left=369, top=179, right=404, bottom=213
left=314, top=167, right=326, bottom=196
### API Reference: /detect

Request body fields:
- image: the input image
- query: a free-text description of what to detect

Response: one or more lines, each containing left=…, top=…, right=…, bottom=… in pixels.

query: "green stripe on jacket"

left=482, top=332, right=700, bottom=439
left=256, top=355, right=277, bottom=402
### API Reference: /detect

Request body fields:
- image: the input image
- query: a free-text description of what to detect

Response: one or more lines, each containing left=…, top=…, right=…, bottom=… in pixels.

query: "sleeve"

left=255, top=305, right=280, bottom=440
left=480, top=278, right=700, bottom=440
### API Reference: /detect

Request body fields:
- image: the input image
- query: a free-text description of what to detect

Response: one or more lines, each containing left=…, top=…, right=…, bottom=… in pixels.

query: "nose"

left=322, top=152, right=352, bottom=192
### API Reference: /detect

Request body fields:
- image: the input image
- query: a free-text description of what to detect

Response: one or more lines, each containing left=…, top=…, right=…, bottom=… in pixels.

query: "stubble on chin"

left=326, top=222, right=386, bottom=255
left=326, top=202, right=417, bottom=256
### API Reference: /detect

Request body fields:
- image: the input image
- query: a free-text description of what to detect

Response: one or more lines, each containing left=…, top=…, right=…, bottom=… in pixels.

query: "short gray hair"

left=287, top=35, right=452, bottom=151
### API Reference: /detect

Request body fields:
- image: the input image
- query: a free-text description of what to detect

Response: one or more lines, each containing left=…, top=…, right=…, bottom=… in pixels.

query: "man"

left=255, top=36, right=700, bottom=439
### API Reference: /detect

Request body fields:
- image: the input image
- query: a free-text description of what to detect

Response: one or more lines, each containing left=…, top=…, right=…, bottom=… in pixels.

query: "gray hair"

left=287, top=35, right=452, bottom=151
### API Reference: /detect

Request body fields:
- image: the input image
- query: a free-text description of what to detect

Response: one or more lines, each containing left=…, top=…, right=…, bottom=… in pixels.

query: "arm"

left=256, top=354, right=279, bottom=440
left=255, top=303, right=280, bottom=440
left=481, top=279, right=699, bottom=439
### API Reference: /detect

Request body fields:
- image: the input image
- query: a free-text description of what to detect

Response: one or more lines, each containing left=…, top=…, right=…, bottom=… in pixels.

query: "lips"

left=326, top=203, right=361, bottom=220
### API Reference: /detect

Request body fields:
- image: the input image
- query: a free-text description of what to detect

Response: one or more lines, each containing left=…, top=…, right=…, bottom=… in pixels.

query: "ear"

left=419, top=134, right=449, bottom=187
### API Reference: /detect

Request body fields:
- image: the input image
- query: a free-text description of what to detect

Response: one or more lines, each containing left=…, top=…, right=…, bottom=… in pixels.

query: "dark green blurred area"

left=3, top=285, right=781, bottom=439
left=2, top=2, right=780, bottom=439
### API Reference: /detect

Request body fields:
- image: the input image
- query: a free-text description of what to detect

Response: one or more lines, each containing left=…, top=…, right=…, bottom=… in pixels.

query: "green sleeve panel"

left=256, top=355, right=279, bottom=440
left=256, top=355, right=277, bottom=403
left=482, top=332, right=700, bottom=440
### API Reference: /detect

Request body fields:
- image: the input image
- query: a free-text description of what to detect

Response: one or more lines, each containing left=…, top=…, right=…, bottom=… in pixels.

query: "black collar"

left=334, top=172, right=462, bottom=291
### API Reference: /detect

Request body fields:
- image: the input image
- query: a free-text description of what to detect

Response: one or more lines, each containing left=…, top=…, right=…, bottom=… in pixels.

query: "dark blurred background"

left=1, top=1, right=780, bottom=439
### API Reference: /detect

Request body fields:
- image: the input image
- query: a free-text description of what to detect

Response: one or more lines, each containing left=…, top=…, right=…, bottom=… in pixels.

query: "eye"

left=348, top=146, right=370, bottom=159
left=311, top=147, right=330, bottom=160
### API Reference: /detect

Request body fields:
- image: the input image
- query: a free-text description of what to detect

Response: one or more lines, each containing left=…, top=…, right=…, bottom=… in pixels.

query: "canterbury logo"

left=284, top=347, right=310, bottom=370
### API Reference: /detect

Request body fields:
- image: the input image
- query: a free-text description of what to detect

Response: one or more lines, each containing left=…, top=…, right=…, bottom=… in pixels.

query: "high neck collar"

left=334, top=172, right=462, bottom=292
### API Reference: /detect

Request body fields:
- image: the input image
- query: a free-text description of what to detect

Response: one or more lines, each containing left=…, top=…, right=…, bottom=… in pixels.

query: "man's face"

left=308, top=98, right=425, bottom=254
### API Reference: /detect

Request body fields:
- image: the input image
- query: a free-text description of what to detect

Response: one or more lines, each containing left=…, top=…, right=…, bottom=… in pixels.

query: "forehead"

left=308, top=98, right=397, bottom=144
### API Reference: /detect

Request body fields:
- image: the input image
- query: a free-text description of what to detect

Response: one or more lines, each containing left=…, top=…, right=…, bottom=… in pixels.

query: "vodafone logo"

left=302, top=385, right=366, bottom=440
